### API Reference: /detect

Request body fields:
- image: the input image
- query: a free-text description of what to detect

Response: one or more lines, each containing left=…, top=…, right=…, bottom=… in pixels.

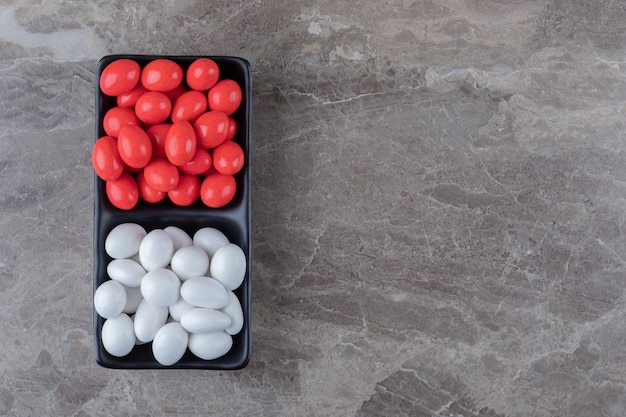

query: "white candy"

left=163, top=226, right=193, bottom=251
left=180, top=308, right=231, bottom=333
left=141, top=268, right=180, bottom=307
left=123, top=286, right=143, bottom=314
left=170, top=245, right=209, bottom=281
left=101, top=314, right=135, bottom=357
left=210, top=243, right=246, bottom=291
left=193, top=227, right=229, bottom=258
left=139, top=229, right=174, bottom=271
left=105, top=223, right=146, bottom=259
left=220, top=292, right=244, bottom=335
left=188, top=332, right=233, bottom=360
left=152, top=322, right=189, bottom=366
left=133, top=318, right=150, bottom=345
left=100, top=223, right=246, bottom=363
left=180, top=276, right=229, bottom=309
left=169, top=297, right=195, bottom=322
left=134, top=299, right=168, bottom=343
left=94, top=280, right=127, bottom=319
left=107, top=258, right=146, bottom=287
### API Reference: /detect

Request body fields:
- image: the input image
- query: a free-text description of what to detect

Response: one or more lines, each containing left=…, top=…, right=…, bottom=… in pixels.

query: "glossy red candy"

left=100, top=59, right=141, bottom=96
left=97, top=57, right=247, bottom=211
left=225, top=117, right=237, bottom=141
left=162, top=84, right=188, bottom=102
left=171, top=91, right=207, bottom=124
left=186, top=58, right=219, bottom=91
left=178, top=148, right=212, bottom=175
left=165, top=121, right=197, bottom=166
left=193, top=111, right=229, bottom=149
left=117, top=125, right=152, bottom=169
left=136, top=170, right=167, bottom=203
left=208, top=79, right=242, bottom=115
left=168, top=174, right=200, bottom=206
left=106, top=172, right=139, bottom=210
left=103, top=107, right=140, bottom=138
left=116, top=84, right=148, bottom=108
left=203, top=165, right=218, bottom=176
left=143, top=157, right=179, bottom=192
left=200, top=173, right=236, bottom=208
left=212, top=141, right=244, bottom=175
left=135, top=92, right=172, bottom=125
left=141, top=59, right=183, bottom=92
left=146, top=123, right=171, bottom=158
left=123, top=163, right=143, bottom=174
left=92, top=136, right=123, bottom=181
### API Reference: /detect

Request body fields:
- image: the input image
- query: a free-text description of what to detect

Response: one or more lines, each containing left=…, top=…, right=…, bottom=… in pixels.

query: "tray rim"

left=93, top=54, right=252, bottom=370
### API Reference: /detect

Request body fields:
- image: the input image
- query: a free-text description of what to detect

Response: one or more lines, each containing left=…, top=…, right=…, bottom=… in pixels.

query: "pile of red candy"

left=93, top=58, right=245, bottom=210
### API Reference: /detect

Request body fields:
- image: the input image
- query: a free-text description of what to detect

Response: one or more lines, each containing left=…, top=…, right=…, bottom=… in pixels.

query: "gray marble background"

left=0, top=1, right=625, bottom=416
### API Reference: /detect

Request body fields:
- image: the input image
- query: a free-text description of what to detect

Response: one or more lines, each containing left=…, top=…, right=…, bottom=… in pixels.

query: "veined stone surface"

left=0, top=1, right=624, bottom=416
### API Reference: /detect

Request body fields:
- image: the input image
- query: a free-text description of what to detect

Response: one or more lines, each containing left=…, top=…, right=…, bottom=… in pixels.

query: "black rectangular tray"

left=93, top=55, right=251, bottom=369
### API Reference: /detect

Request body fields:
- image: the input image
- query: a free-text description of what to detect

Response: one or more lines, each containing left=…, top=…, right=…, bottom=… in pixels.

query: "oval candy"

left=140, top=268, right=180, bottom=307
left=94, top=280, right=127, bottom=319
left=107, top=258, right=146, bottom=287
left=180, top=308, right=231, bottom=333
left=105, top=223, right=147, bottom=259
left=168, top=296, right=195, bottom=322
left=188, top=331, right=233, bottom=360
left=134, top=299, right=169, bottom=343
left=220, top=291, right=244, bottom=335
left=210, top=243, right=246, bottom=291
left=180, top=276, right=228, bottom=309
left=139, top=229, right=174, bottom=271
left=192, top=227, right=229, bottom=258
left=163, top=226, right=193, bottom=251
left=171, top=245, right=209, bottom=281
left=101, top=313, right=136, bottom=357
left=152, top=322, right=189, bottom=366
left=123, top=286, right=143, bottom=314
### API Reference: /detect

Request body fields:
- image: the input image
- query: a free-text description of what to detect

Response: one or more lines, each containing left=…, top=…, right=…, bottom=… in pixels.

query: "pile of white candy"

left=94, top=223, right=246, bottom=365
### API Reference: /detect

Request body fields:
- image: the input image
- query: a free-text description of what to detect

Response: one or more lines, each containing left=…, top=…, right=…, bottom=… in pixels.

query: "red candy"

left=137, top=171, right=167, bottom=203
left=96, top=58, right=245, bottom=209
left=92, top=136, right=124, bottom=181
left=212, top=141, right=244, bottom=175
left=186, top=58, right=219, bottom=91
left=117, top=84, right=148, bottom=108
left=143, top=157, right=179, bottom=192
left=141, top=59, right=183, bottom=92
left=171, top=91, right=207, bottom=124
left=168, top=174, right=201, bottom=206
left=100, top=59, right=140, bottom=96
left=135, top=92, right=172, bottom=125
left=117, top=125, right=152, bottom=169
left=165, top=121, right=196, bottom=166
left=225, top=117, right=237, bottom=141
left=178, top=148, right=212, bottom=175
left=208, top=80, right=242, bottom=115
left=146, top=123, right=171, bottom=158
left=163, top=84, right=188, bottom=102
left=106, top=172, right=139, bottom=210
left=200, top=173, right=236, bottom=208
left=103, top=107, right=139, bottom=138
left=193, top=111, right=229, bottom=149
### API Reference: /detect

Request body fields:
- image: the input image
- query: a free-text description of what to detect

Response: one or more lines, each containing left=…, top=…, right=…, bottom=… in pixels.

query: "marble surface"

left=0, top=0, right=625, bottom=416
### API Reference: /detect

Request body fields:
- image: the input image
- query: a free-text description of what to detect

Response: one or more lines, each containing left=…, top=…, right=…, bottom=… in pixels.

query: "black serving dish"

left=93, top=55, right=251, bottom=369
